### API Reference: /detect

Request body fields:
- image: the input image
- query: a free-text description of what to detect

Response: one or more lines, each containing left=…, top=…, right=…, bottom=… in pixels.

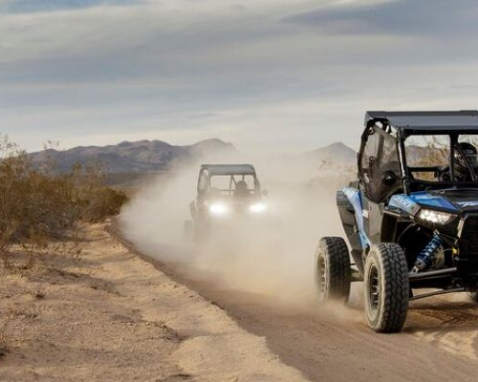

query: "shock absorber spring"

left=412, top=233, right=443, bottom=273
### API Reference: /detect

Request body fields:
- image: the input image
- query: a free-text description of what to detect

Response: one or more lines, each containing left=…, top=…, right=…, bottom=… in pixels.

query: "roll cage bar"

left=197, top=164, right=261, bottom=197
left=359, top=111, right=478, bottom=197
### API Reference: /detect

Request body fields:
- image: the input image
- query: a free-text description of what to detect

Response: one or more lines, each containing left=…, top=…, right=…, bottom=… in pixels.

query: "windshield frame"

left=207, top=173, right=260, bottom=197
left=400, top=131, right=478, bottom=193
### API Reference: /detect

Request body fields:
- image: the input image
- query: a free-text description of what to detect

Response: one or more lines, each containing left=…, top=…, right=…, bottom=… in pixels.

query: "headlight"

left=209, top=203, right=229, bottom=215
left=418, top=209, right=453, bottom=225
left=249, top=203, right=267, bottom=213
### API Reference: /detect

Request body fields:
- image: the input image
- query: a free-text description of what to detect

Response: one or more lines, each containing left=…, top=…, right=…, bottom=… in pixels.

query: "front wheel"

left=364, top=243, right=409, bottom=333
left=315, top=237, right=351, bottom=303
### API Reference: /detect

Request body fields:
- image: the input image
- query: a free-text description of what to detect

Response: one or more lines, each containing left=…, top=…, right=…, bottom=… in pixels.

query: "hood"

left=410, top=189, right=478, bottom=213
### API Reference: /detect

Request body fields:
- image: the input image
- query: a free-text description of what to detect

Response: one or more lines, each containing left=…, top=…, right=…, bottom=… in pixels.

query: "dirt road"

left=201, top=289, right=478, bottom=382
left=113, top=228, right=478, bottom=382
left=0, top=224, right=307, bottom=382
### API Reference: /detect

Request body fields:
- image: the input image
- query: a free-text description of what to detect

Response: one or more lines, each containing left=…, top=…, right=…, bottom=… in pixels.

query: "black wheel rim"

left=367, top=263, right=380, bottom=314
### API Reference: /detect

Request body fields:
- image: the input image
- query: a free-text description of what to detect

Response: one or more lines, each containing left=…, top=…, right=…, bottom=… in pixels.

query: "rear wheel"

left=315, top=237, right=351, bottom=303
left=364, top=243, right=409, bottom=333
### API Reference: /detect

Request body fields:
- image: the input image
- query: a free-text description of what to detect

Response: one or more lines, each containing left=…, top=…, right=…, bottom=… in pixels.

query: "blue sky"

left=1, top=0, right=478, bottom=153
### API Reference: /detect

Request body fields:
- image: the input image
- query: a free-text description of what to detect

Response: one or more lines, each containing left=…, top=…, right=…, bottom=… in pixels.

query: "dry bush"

left=0, top=134, right=128, bottom=261
left=72, top=164, right=129, bottom=222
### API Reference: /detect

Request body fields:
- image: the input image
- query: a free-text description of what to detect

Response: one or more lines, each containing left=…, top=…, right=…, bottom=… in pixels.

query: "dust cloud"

left=119, top=153, right=358, bottom=311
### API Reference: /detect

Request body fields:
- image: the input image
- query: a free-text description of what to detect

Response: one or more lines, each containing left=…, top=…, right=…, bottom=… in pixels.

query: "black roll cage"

left=210, top=173, right=260, bottom=195
left=197, top=166, right=261, bottom=197
left=359, top=118, right=478, bottom=196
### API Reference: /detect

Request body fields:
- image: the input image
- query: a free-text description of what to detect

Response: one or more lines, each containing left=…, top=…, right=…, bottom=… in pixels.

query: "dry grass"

left=0, top=134, right=128, bottom=264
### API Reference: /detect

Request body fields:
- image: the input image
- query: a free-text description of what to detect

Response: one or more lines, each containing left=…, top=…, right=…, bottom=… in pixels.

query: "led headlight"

left=249, top=203, right=267, bottom=213
left=418, top=209, right=453, bottom=225
left=209, top=203, right=229, bottom=215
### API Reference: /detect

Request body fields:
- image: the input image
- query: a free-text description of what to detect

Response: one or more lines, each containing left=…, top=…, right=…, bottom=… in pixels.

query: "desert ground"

left=114, top=228, right=478, bottom=382
left=1, top=219, right=478, bottom=381
left=0, top=223, right=307, bottom=382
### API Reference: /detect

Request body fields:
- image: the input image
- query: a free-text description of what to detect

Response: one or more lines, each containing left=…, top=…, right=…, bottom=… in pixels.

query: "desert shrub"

left=0, top=134, right=128, bottom=256
left=67, top=163, right=129, bottom=223
left=85, top=187, right=128, bottom=222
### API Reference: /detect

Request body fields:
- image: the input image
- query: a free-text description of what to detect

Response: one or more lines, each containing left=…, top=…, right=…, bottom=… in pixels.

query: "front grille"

left=460, top=216, right=478, bottom=257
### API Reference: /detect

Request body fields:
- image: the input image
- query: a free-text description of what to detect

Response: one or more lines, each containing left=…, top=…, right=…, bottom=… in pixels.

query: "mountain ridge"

left=29, top=139, right=358, bottom=174
left=29, top=138, right=237, bottom=173
left=300, top=141, right=357, bottom=166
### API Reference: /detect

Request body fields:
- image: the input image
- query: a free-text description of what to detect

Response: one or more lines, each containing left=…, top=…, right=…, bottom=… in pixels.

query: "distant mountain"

left=301, top=142, right=357, bottom=167
left=29, top=138, right=237, bottom=173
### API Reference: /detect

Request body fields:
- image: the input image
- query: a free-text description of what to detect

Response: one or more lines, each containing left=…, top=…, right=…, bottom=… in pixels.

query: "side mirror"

left=262, top=189, right=269, bottom=196
left=382, top=170, right=398, bottom=186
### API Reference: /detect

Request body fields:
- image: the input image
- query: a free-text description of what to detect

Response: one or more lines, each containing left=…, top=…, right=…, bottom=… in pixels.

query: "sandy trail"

left=113, top=227, right=478, bottom=382
left=0, top=224, right=308, bottom=382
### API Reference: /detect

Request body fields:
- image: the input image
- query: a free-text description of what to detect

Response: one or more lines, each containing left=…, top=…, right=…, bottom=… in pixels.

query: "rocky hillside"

left=29, top=138, right=237, bottom=173
left=301, top=142, right=357, bottom=167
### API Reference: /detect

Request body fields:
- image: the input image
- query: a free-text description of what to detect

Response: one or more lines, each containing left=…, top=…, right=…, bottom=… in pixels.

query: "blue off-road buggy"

left=315, top=110, right=478, bottom=333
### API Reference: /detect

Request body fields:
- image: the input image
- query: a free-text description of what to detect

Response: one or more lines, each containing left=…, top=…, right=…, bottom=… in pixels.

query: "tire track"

left=109, top=224, right=478, bottom=382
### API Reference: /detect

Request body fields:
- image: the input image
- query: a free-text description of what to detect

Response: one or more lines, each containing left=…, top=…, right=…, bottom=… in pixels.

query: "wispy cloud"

left=0, top=0, right=137, bottom=14
left=0, top=0, right=477, bottom=153
left=285, top=0, right=478, bottom=36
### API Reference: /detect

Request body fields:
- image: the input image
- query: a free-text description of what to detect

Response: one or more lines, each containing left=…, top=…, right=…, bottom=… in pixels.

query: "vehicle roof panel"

left=201, top=164, right=256, bottom=175
left=365, top=111, right=478, bottom=132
